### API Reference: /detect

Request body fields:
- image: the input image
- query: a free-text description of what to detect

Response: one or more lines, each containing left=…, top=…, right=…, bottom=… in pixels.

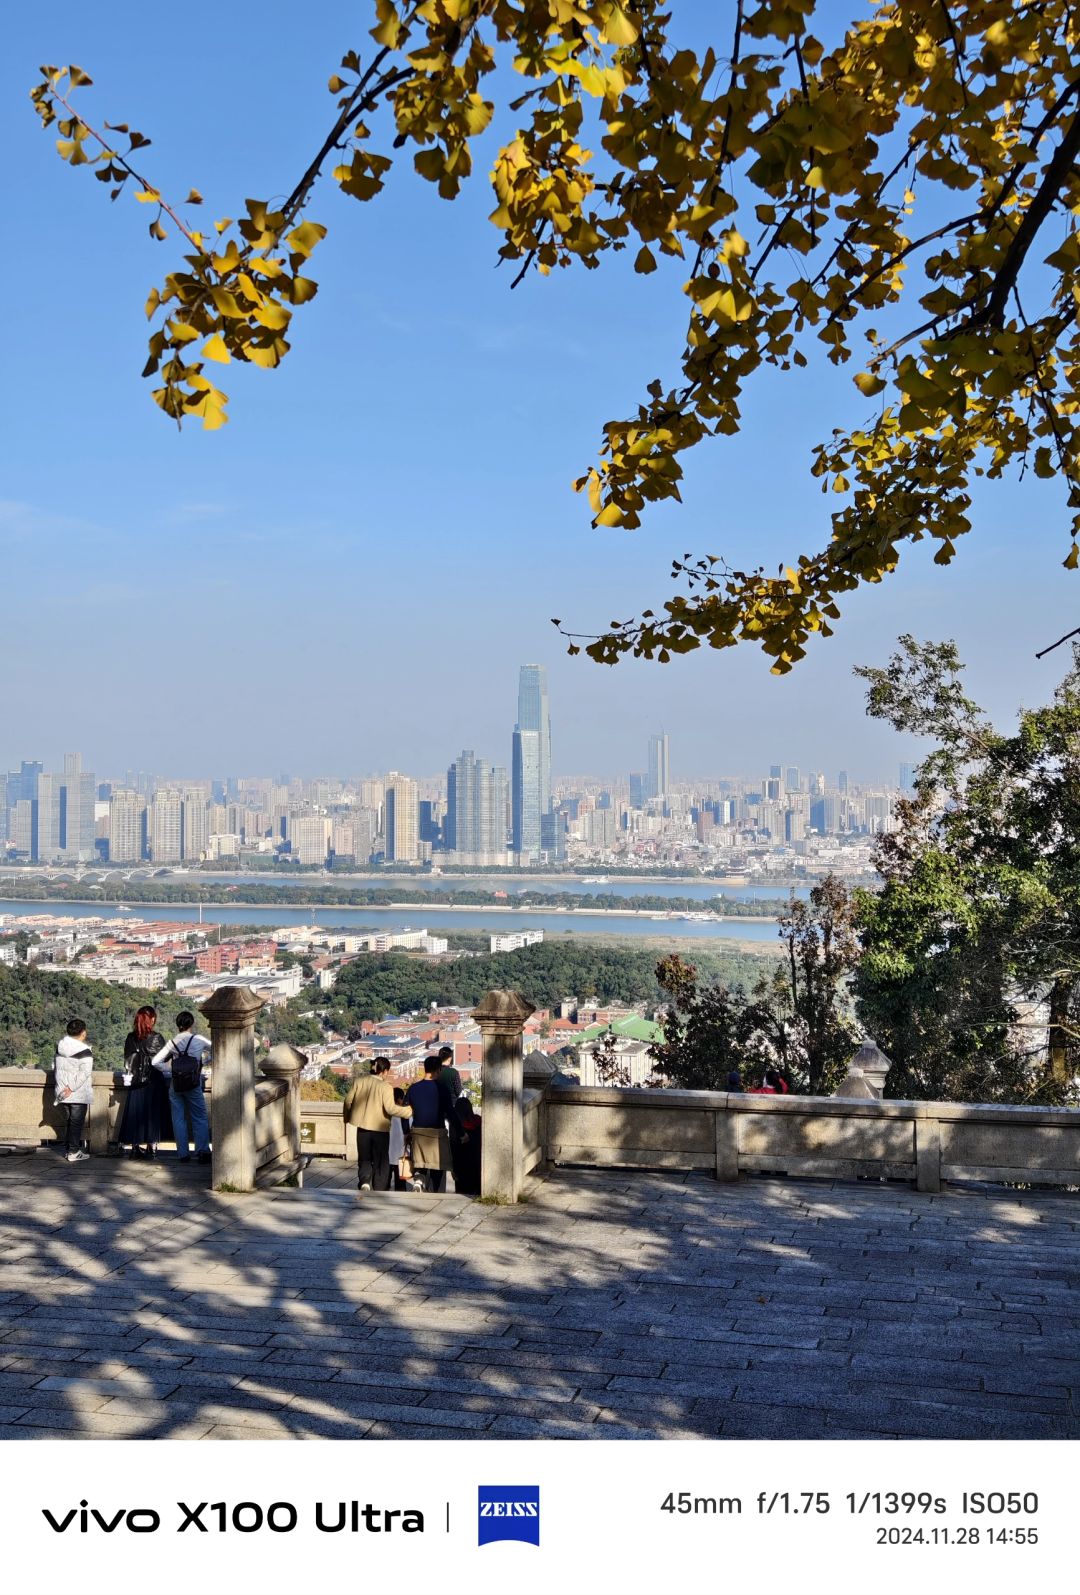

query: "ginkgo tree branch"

left=29, top=1, right=1080, bottom=674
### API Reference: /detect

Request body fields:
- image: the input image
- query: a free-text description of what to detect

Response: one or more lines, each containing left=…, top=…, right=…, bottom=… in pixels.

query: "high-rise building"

left=512, top=728, right=542, bottom=860
left=182, top=794, right=209, bottom=861
left=292, top=814, right=331, bottom=866
left=899, top=762, right=915, bottom=794
left=512, top=665, right=551, bottom=860
left=3, top=761, right=42, bottom=844
left=447, top=751, right=508, bottom=861
left=35, top=773, right=62, bottom=862
left=10, top=799, right=35, bottom=858
left=61, top=752, right=96, bottom=862
left=418, top=800, right=441, bottom=846
left=629, top=772, right=646, bottom=809
left=385, top=773, right=419, bottom=862
left=150, top=790, right=183, bottom=862
left=838, top=769, right=849, bottom=794
left=647, top=732, right=670, bottom=800
left=28, top=755, right=95, bottom=862
left=108, top=790, right=146, bottom=862
left=785, top=765, right=801, bottom=794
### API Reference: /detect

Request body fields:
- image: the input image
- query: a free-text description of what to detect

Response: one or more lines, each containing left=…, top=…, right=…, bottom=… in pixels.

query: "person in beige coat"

left=342, top=1058, right=412, bottom=1190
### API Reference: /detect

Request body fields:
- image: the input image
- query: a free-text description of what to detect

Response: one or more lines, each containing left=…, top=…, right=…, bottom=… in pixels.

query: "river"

left=185, top=871, right=809, bottom=903
left=0, top=897, right=784, bottom=944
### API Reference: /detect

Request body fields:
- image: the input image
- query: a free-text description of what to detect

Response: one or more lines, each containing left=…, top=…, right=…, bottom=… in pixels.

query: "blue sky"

left=3, top=3, right=1077, bottom=783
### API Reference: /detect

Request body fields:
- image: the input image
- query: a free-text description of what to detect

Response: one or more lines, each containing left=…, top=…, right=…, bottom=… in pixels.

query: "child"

left=54, top=1018, right=94, bottom=1164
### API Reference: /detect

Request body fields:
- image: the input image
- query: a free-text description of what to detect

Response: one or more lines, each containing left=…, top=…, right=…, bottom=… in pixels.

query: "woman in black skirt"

left=117, top=1005, right=170, bottom=1159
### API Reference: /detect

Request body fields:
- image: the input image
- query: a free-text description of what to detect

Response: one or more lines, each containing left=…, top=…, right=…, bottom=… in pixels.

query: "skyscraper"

left=182, top=793, right=209, bottom=861
left=512, top=728, right=542, bottom=860
left=647, top=733, right=670, bottom=801
left=385, top=772, right=419, bottom=862
left=61, top=752, right=96, bottom=862
left=150, top=790, right=183, bottom=862
left=899, top=762, right=915, bottom=794
left=512, top=664, right=551, bottom=861
left=447, top=750, right=508, bottom=861
left=109, top=789, right=146, bottom=862
left=35, top=773, right=62, bottom=862
left=3, top=761, right=41, bottom=845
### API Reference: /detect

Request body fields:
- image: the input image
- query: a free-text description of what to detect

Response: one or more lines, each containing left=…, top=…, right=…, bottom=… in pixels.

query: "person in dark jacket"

left=116, top=1005, right=171, bottom=1158
left=404, top=1056, right=460, bottom=1192
left=452, top=1096, right=482, bottom=1195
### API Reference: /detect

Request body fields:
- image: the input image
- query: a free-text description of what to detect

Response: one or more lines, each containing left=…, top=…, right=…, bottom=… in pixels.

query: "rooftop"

left=0, top=1153, right=1075, bottom=1440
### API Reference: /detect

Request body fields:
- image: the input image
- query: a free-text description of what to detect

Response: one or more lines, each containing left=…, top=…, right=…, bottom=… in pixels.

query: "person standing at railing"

left=342, top=1057, right=412, bottom=1191
left=54, top=1018, right=94, bottom=1164
left=151, top=1011, right=212, bottom=1165
left=117, top=1005, right=171, bottom=1160
left=405, top=1055, right=461, bottom=1193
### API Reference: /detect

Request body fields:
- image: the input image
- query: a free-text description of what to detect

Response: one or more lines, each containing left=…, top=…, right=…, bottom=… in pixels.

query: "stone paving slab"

left=0, top=1149, right=1076, bottom=1440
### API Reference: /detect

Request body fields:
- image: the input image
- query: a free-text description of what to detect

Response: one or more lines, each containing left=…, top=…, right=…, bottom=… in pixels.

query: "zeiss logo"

left=477, top=1486, right=540, bottom=1547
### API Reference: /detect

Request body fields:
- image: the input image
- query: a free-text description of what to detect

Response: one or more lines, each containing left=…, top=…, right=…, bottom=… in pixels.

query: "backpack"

left=171, top=1037, right=202, bottom=1094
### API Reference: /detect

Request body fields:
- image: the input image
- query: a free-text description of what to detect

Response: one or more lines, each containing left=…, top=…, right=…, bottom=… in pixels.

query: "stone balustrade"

left=0, top=1067, right=123, bottom=1153
left=200, top=987, right=305, bottom=1190
left=4, top=986, right=1077, bottom=1199
left=538, top=1085, right=1080, bottom=1193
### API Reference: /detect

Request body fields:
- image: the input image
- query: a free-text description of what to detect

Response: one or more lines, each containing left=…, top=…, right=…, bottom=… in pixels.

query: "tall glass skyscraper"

left=512, top=664, right=551, bottom=860
left=647, top=732, right=670, bottom=801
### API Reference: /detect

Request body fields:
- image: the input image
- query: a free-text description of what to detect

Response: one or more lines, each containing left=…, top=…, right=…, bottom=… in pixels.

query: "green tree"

left=770, top=875, right=861, bottom=1094
left=649, top=954, right=752, bottom=1091
left=854, top=635, right=1080, bottom=1103
left=265, top=1001, right=324, bottom=1049
left=31, top=3, right=1080, bottom=671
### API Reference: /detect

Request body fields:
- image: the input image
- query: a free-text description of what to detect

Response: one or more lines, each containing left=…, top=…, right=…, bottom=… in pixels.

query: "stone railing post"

left=848, top=1041, right=891, bottom=1098
left=473, top=989, right=536, bottom=1202
left=201, top=986, right=265, bottom=1191
left=914, top=1103, right=942, bottom=1193
left=714, top=1105, right=739, bottom=1182
left=262, top=1042, right=307, bottom=1176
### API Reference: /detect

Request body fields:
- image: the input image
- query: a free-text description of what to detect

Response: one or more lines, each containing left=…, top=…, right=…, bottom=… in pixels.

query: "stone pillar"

left=87, top=1075, right=113, bottom=1155
left=714, top=1107, right=739, bottom=1182
left=473, top=989, right=536, bottom=1202
left=201, top=986, right=265, bottom=1191
left=262, top=1043, right=307, bottom=1178
left=914, top=1106, right=942, bottom=1194
left=846, top=1041, right=892, bottom=1099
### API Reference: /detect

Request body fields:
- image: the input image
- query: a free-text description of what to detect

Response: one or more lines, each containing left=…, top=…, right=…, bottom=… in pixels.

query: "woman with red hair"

left=116, top=1005, right=170, bottom=1159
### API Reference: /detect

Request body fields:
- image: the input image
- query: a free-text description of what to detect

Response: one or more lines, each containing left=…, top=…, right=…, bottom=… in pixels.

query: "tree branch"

left=973, top=104, right=1080, bottom=330
left=1035, top=627, right=1080, bottom=660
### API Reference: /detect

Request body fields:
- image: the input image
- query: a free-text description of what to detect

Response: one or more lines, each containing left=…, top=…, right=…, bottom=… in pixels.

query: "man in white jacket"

left=54, top=1019, right=94, bottom=1164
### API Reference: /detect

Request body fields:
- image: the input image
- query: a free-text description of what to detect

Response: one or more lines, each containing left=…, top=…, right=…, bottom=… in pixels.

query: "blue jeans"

left=169, top=1083, right=210, bottom=1157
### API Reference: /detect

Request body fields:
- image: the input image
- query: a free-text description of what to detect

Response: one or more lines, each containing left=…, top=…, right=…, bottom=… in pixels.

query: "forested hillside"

left=328, top=942, right=776, bottom=1026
